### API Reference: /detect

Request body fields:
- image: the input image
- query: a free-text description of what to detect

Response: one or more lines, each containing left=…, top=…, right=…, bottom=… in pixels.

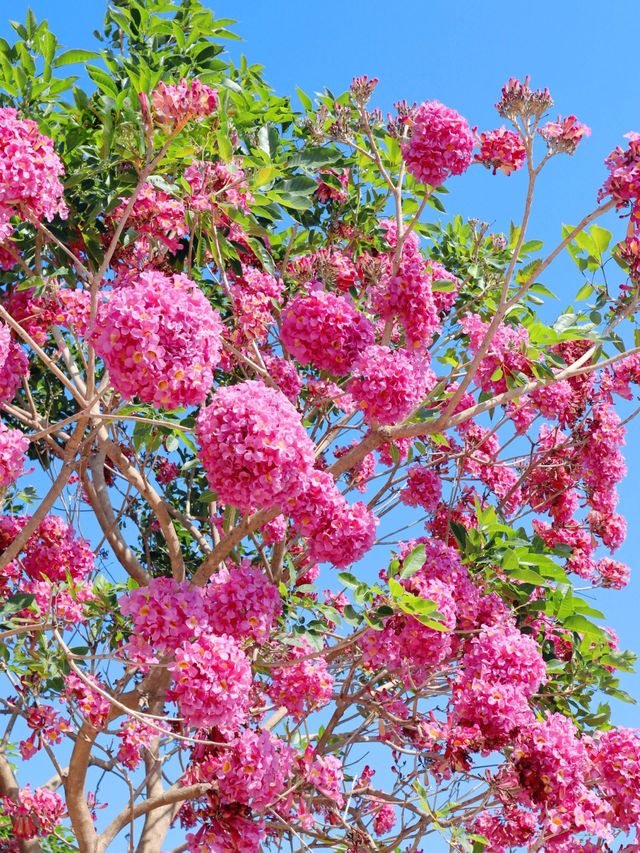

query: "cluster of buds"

left=496, top=75, right=553, bottom=123
left=387, top=99, right=419, bottom=140
left=350, top=75, right=379, bottom=107
left=356, top=106, right=384, bottom=134
left=538, top=114, right=591, bottom=155
left=304, top=105, right=329, bottom=143
left=328, top=103, right=356, bottom=142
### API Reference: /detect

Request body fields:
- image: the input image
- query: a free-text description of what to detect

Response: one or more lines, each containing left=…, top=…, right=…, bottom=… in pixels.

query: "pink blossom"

left=230, top=264, right=283, bottom=344
left=475, top=126, right=526, bottom=175
left=263, top=353, right=302, bottom=403
left=287, top=469, right=378, bottom=567
left=116, top=717, right=158, bottom=770
left=333, top=441, right=376, bottom=492
left=428, top=260, right=460, bottom=313
left=63, top=672, right=110, bottom=729
left=316, top=168, right=349, bottom=203
left=0, top=339, right=28, bottom=404
left=400, top=100, right=474, bottom=186
left=1, top=785, right=66, bottom=839
left=92, top=270, right=223, bottom=409
left=204, top=560, right=282, bottom=646
left=109, top=183, right=187, bottom=254
left=207, top=728, right=293, bottom=810
left=374, top=246, right=441, bottom=348
left=196, top=380, right=316, bottom=511
left=185, top=158, right=252, bottom=215
left=538, top=114, right=591, bottom=155
left=0, top=421, right=28, bottom=487
left=151, top=78, right=219, bottom=125
left=119, top=576, right=207, bottom=656
left=348, top=345, right=434, bottom=425
left=301, top=747, right=344, bottom=807
left=267, top=639, right=334, bottom=718
left=598, top=132, right=640, bottom=213
left=281, top=289, right=374, bottom=374
left=0, top=107, right=68, bottom=228
left=168, top=633, right=252, bottom=732
left=399, top=464, right=441, bottom=511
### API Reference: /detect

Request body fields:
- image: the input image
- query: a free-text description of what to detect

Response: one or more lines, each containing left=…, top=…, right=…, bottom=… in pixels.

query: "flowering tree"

left=2, top=2, right=640, bottom=852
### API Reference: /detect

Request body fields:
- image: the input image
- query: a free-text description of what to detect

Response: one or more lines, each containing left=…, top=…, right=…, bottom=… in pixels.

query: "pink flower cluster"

left=0, top=421, right=28, bottom=488
left=63, top=672, right=111, bottom=729
left=399, top=464, right=441, bottom=511
left=428, top=260, right=460, bottom=314
left=4, top=286, right=58, bottom=345
left=186, top=806, right=264, bottom=853
left=400, top=100, right=474, bottom=187
left=196, top=380, right=316, bottom=510
left=0, top=514, right=94, bottom=584
left=91, top=270, right=223, bottom=409
left=287, top=470, right=378, bottom=568
left=119, top=576, right=206, bottom=656
left=205, top=728, right=293, bottom=810
left=230, top=264, right=283, bottom=344
left=362, top=574, right=457, bottom=684
left=185, top=158, right=252, bottom=215
left=301, top=748, right=344, bottom=807
left=452, top=620, right=546, bottom=744
left=598, top=132, right=640, bottom=216
left=267, top=638, right=334, bottom=718
left=348, top=345, right=434, bottom=425
left=334, top=441, right=376, bottom=493
left=280, top=289, right=374, bottom=375
left=20, top=703, right=72, bottom=760
left=316, top=168, right=349, bottom=203
left=374, top=226, right=441, bottom=348
left=204, top=560, right=282, bottom=645
left=116, top=717, right=157, bottom=770
left=0, top=107, right=68, bottom=242
left=168, top=633, right=252, bottom=732
left=0, top=338, right=28, bottom=404
left=593, top=728, right=640, bottom=832
left=110, top=183, right=187, bottom=255
left=538, top=114, right=591, bottom=155
left=150, top=78, right=219, bottom=124
left=474, top=126, right=526, bottom=175
left=460, top=312, right=531, bottom=395
left=363, top=539, right=483, bottom=682
left=1, top=785, right=66, bottom=839
left=263, top=353, right=302, bottom=403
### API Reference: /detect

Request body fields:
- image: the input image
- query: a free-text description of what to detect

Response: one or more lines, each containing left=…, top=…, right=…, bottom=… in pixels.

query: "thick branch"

left=97, top=783, right=210, bottom=853
left=83, top=450, right=150, bottom=585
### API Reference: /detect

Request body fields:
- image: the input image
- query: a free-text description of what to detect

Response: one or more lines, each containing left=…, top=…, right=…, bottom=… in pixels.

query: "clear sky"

left=3, top=0, right=640, bottom=725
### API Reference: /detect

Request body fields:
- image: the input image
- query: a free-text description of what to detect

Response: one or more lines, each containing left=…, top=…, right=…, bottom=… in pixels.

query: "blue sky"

left=3, top=0, right=640, bottom=725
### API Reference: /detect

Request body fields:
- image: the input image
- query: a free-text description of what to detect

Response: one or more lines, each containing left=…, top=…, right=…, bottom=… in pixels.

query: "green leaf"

left=53, top=48, right=100, bottom=67
left=257, top=125, right=278, bottom=161
left=86, top=64, right=118, bottom=99
left=217, top=128, right=233, bottom=162
left=564, top=614, right=605, bottom=638
left=296, top=86, right=312, bottom=111
left=288, top=147, right=344, bottom=170
left=575, top=283, right=594, bottom=301
left=399, top=544, right=426, bottom=579
left=590, top=224, right=612, bottom=255
left=506, top=566, right=547, bottom=586
left=338, top=572, right=359, bottom=590
left=0, top=592, right=35, bottom=621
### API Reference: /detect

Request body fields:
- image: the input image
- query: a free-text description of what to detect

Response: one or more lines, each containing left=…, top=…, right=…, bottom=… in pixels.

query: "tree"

left=0, top=2, right=639, bottom=852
